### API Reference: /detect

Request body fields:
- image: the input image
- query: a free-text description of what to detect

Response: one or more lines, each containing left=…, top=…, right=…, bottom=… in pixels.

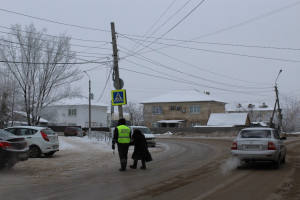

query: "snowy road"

left=1, top=136, right=300, bottom=200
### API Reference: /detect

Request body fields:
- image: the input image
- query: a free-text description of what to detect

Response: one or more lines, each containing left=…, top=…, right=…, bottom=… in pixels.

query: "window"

left=240, top=130, right=271, bottom=138
left=170, top=105, right=182, bottom=111
left=190, top=105, right=200, bottom=114
left=152, top=106, right=162, bottom=115
left=68, top=108, right=77, bottom=116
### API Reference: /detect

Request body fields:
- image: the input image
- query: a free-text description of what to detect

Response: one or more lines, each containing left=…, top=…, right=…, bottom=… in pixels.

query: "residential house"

left=42, top=97, right=108, bottom=128
left=226, top=102, right=274, bottom=124
left=9, top=111, right=48, bottom=126
left=141, top=90, right=226, bottom=128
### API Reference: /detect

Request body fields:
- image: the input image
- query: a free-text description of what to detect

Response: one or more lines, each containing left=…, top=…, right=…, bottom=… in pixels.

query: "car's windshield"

left=136, top=128, right=151, bottom=134
left=240, top=130, right=271, bottom=138
left=42, top=129, right=56, bottom=135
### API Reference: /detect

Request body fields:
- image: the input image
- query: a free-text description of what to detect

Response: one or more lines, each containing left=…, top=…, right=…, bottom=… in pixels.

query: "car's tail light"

left=231, top=142, right=238, bottom=150
left=268, top=142, right=276, bottom=150
left=41, top=131, right=49, bottom=142
left=0, top=141, right=11, bottom=149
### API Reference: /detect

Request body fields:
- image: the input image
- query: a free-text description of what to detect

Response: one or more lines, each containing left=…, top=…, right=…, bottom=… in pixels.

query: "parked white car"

left=5, top=126, right=59, bottom=158
left=130, top=126, right=156, bottom=147
left=231, top=127, right=286, bottom=168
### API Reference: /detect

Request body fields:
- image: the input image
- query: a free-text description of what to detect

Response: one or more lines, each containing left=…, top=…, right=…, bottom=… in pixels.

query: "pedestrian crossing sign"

left=111, top=89, right=127, bottom=106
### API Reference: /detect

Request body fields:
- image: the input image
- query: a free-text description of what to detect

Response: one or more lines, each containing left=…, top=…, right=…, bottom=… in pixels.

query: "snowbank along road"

left=1, top=136, right=300, bottom=200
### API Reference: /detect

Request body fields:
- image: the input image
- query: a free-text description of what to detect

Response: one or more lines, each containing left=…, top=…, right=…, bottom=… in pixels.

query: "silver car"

left=231, top=127, right=286, bottom=168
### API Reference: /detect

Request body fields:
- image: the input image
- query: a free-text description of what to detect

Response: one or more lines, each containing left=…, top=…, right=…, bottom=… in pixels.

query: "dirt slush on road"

left=1, top=136, right=300, bottom=200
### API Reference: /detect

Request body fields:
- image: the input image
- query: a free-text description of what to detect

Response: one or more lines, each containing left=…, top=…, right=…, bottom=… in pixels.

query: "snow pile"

left=58, top=136, right=112, bottom=152
left=220, top=157, right=241, bottom=175
left=163, top=131, right=174, bottom=135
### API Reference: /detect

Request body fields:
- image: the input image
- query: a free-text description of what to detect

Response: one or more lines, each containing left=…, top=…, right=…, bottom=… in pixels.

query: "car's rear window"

left=240, top=130, right=271, bottom=138
left=0, top=129, right=13, bottom=140
left=42, top=129, right=56, bottom=135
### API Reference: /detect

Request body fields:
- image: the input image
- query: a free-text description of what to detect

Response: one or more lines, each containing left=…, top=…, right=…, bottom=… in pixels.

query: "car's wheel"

left=44, top=152, right=55, bottom=157
left=29, top=146, right=41, bottom=158
left=273, top=156, right=281, bottom=169
left=282, top=155, right=286, bottom=164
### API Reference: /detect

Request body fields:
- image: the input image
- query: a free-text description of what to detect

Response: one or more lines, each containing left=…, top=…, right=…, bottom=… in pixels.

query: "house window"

left=152, top=106, right=162, bottom=115
left=170, top=105, right=181, bottom=111
left=68, top=108, right=77, bottom=116
left=190, top=105, right=200, bottom=114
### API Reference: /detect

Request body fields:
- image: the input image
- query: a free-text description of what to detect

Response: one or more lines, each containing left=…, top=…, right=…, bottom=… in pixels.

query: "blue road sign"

left=111, top=89, right=127, bottom=106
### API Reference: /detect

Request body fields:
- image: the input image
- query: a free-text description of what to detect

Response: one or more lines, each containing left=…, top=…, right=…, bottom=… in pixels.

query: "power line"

left=134, top=0, right=207, bottom=54
left=0, top=38, right=111, bottom=61
left=120, top=67, right=273, bottom=96
left=0, top=30, right=111, bottom=51
left=144, top=42, right=300, bottom=63
left=134, top=0, right=192, bottom=50
left=118, top=34, right=272, bottom=86
left=97, top=66, right=113, bottom=102
left=0, top=59, right=109, bottom=65
left=120, top=1, right=300, bottom=53
left=119, top=45, right=272, bottom=90
left=0, top=8, right=110, bottom=32
left=0, top=25, right=110, bottom=44
left=120, top=35, right=300, bottom=51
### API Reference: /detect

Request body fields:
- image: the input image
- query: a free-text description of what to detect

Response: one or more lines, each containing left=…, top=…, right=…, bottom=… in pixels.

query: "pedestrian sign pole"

left=111, top=89, right=127, bottom=106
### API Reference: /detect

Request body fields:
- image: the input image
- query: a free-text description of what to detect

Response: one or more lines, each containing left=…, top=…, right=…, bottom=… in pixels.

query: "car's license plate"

left=245, top=145, right=260, bottom=150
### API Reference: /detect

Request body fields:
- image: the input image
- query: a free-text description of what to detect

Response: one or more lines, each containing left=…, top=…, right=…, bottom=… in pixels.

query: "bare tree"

left=281, top=96, right=300, bottom=132
left=0, top=24, right=81, bottom=125
left=124, top=102, right=144, bottom=125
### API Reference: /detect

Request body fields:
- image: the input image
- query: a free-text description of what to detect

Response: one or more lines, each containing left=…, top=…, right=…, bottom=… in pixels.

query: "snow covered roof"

left=51, top=97, right=108, bottom=107
left=226, top=102, right=273, bottom=112
left=157, top=120, right=185, bottom=124
left=141, top=90, right=226, bottom=104
left=207, top=113, right=249, bottom=127
left=14, top=111, right=48, bottom=123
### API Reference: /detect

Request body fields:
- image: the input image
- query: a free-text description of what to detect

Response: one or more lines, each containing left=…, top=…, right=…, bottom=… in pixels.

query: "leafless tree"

left=281, top=96, right=300, bottom=132
left=0, top=24, right=81, bottom=125
left=124, top=102, right=144, bottom=125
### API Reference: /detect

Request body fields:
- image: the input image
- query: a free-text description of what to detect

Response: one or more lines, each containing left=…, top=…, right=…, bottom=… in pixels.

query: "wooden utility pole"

left=111, top=22, right=123, bottom=119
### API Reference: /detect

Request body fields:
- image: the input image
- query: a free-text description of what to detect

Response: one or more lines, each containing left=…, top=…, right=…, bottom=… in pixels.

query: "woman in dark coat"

left=130, top=129, right=152, bottom=170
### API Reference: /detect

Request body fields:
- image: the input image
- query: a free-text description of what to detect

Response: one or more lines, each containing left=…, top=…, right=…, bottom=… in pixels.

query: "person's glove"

left=112, top=144, right=115, bottom=150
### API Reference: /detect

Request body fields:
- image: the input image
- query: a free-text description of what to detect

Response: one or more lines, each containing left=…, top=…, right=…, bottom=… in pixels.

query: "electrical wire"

left=131, top=0, right=179, bottom=50
left=0, top=8, right=110, bottom=32
left=120, top=67, right=273, bottom=96
left=97, top=66, right=113, bottom=102
left=0, top=60, right=109, bottom=65
left=0, top=25, right=110, bottom=44
left=118, top=35, right=272, bottom=86
left=119, top=45, right=273, bottom=90
left=120, top=35, right=300, bottom=51
left=134, top=0, right=207, bottom=54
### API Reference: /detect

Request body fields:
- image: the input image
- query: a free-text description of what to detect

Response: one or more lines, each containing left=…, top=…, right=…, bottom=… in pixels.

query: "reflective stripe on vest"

left=117, top=125, right=131, bottom=144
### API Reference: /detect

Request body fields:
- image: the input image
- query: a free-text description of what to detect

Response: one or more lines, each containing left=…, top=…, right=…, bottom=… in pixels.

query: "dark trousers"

left=117, top=143, right=130, bottom=170
left=132, top=159, right=146, bottom=168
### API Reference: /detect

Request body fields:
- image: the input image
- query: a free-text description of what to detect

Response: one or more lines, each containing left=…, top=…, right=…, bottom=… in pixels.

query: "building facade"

left=141, top=91, right=226, bottom=128
left=42, top=98, right=108, bottom=128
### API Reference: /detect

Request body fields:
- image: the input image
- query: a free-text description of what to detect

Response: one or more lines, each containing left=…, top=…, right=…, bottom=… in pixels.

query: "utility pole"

left=84, top=71, right=92, bottom=137
left=111, top=22, right=123, bottom=119
left=270, top=69, right=283, bottom=130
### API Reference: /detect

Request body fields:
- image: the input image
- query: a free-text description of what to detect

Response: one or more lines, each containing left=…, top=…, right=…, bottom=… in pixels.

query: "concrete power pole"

left=111, top=22, right=123, bottom=119
left=270, top=69, right=283, bottom=130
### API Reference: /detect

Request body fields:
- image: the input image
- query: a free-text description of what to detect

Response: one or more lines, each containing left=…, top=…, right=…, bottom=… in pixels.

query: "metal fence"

left=88, top=131, right=112, bottom=143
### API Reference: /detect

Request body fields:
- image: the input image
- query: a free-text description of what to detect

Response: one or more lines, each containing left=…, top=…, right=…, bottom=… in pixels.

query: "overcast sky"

left=1, top=0, right=300, bottom=107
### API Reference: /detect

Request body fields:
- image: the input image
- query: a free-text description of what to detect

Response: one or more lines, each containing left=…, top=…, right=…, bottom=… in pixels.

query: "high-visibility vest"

left=117, top=125, right=131, bottom=144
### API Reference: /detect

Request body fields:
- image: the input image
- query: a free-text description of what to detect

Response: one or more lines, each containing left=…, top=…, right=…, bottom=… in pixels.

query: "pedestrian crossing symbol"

left=111, top=89, right=127, bottom=106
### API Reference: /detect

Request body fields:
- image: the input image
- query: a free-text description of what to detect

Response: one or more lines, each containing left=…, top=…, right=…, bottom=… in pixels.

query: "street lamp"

left=83, top=71, right=92, bottom=137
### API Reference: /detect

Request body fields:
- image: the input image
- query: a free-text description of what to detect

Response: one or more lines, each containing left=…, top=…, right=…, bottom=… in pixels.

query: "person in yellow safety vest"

left=112, top=118, right=131, bottom=171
